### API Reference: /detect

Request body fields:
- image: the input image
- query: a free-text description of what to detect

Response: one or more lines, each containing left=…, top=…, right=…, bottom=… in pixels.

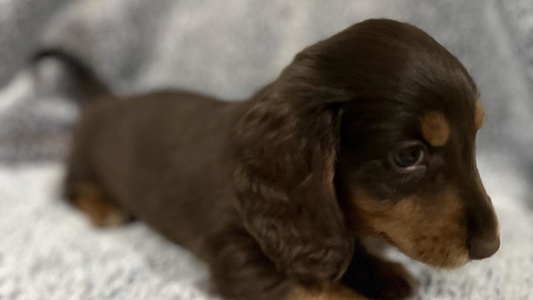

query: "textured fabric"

left=0, top=0, right=531, bottom=299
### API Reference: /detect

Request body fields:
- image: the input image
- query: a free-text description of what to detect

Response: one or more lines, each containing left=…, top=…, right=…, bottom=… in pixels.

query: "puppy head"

left=338, top=103, right=497, bottom=269
left=313, top=19, right=498, bottom=268
left=235, top=19, right=498, bottom=280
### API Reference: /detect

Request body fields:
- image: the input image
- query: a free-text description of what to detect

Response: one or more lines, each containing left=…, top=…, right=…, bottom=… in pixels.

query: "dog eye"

left=389, top=142, right=426, bottom=171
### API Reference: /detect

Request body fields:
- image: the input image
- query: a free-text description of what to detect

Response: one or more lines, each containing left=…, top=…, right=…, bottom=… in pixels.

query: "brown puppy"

left=34, top=19, right=499, bottom=300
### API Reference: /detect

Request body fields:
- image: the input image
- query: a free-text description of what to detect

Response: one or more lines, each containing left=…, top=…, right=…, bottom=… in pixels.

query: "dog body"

left=67, top=92, right=244, bottom=255
left=67, top=90, right=323, bottom=300
left=36, top=19, right=500, bottom=300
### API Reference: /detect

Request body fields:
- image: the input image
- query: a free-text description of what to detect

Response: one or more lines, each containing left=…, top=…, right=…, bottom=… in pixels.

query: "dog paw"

left=72, top=184, right=130, bottom=227
left=289, top=283, right=366, bottom=300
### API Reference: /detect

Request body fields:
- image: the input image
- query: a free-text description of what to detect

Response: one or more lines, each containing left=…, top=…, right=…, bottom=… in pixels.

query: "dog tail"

left=31, top=48, right=112, bottom=101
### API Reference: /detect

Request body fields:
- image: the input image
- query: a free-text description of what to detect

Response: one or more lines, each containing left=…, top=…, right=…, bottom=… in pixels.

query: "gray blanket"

left=1, top=0, right=532, bottom=299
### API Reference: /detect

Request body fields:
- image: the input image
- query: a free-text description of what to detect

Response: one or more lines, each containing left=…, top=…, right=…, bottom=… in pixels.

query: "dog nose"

left=468, top=234, right=500, bottom=260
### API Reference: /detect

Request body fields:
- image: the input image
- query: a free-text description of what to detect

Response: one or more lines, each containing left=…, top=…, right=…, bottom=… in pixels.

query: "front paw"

left=343, top=259, right=415, bottom=300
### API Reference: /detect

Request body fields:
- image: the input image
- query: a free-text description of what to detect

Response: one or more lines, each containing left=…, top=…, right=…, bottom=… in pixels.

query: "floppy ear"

left=234, top=83, right=354, bottom=282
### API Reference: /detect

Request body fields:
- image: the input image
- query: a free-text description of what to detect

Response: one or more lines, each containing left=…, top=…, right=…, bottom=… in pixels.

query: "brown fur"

left=289, top=284, right=366, bottom=300
left=72, top=184, right=128, bottom=227
left=350, top=188, right=468, bottom=268
left=420, top=112, right=451, bottom=146
left=34, top=19, right=500, bottom=300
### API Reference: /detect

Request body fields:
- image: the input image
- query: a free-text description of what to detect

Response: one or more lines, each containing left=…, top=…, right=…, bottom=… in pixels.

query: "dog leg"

left=341, top=241, right=415, bottom=300
left=207, top=226, right=293, bottom=300
left=69, top=183, right=129, bottom=227
left=207, top=226, right=365, bottom=300
left=64, top=129, right=131, bottom=228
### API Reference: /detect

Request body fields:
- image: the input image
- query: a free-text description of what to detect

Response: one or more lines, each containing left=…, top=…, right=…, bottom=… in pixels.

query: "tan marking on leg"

left=475, top=100, right=485, bottom=129
left=288, top=283, right=367, bottom=300
left=73, top=184, right=127, bottom=227
left=420, top=112, right=450, bottom=146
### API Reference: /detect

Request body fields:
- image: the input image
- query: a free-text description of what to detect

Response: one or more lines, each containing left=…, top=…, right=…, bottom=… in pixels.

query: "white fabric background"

left=0, top=0, right=531, bottom=299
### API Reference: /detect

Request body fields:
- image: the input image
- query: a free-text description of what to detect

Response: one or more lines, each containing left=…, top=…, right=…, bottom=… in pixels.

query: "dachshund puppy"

left=34, top=19, right=499, bottom=300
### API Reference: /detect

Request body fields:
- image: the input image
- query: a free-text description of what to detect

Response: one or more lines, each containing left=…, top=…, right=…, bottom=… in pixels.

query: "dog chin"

left=380, top=235, right=470, bottom=269
left=404, top=248, right=470, bottom=269
left=423, top=255, right=470, bottom=269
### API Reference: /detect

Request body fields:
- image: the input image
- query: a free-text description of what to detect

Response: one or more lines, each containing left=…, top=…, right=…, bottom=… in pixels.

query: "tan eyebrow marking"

left=420, top=112, right=450, bottom=147
left=475, top=100, right=485, bottom=129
